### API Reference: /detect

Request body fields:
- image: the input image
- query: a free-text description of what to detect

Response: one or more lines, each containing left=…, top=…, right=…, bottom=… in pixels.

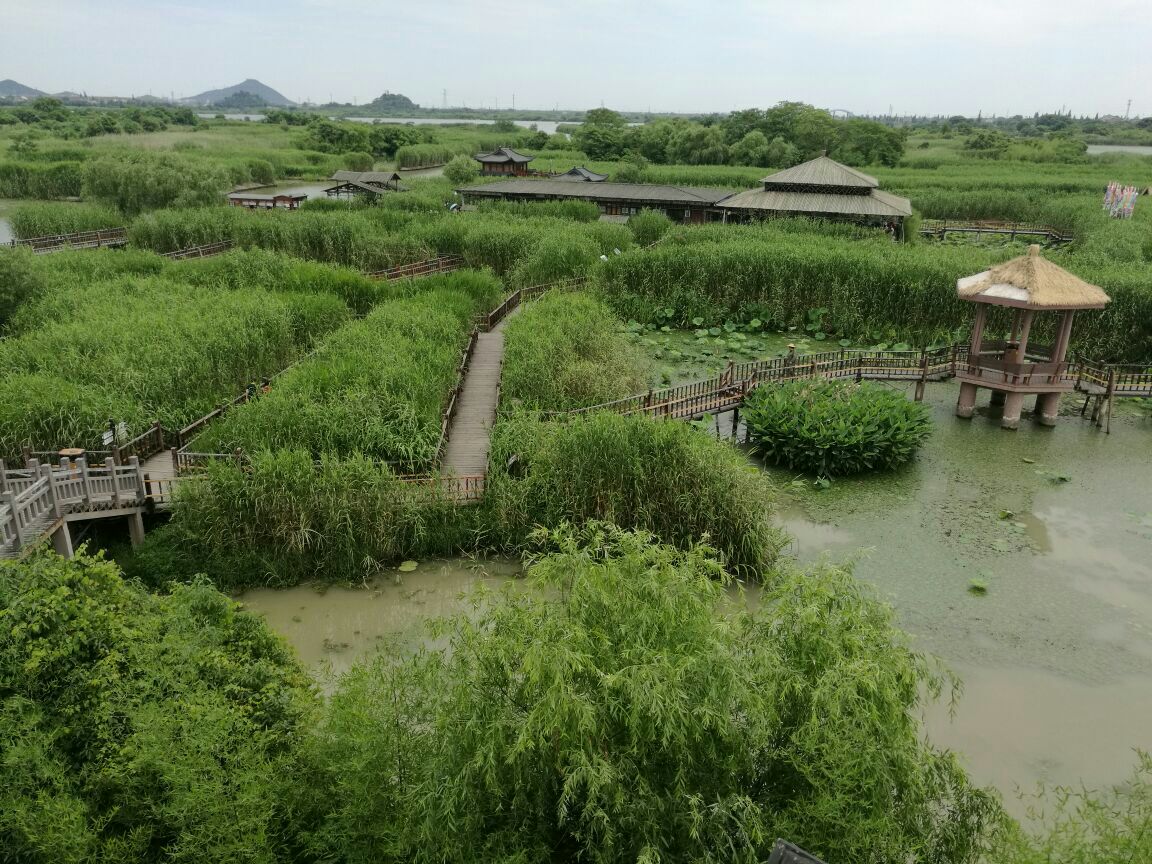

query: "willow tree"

left=309, top=524, right=1003, bottom=863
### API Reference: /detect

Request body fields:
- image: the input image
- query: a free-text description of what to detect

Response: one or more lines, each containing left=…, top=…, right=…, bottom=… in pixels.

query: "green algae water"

left=239, top=381, right=1152, bottom=811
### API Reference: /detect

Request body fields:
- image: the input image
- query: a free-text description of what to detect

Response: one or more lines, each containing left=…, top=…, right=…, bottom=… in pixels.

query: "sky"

left=2, top=0, right=1150, bottom=117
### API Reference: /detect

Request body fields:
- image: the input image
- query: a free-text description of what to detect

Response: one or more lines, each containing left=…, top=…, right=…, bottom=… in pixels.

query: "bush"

left=628, top=208, right=672, bottom=246
left=0, top=248, right=44, bottom=330
left=0, top=551, right=313, bottom=861
left=192, top=283, right=494, bottom=467
left=443, top=154, right=479, bottom=185
left=9, top=201, right=122, bottom=238
left=342, top=151, right=374, bottom=172
left=486, top=413, right=785, bottom=578
left=308, top=524, right=1001, bottom=863
left=743, top=380, right=932, bottom=477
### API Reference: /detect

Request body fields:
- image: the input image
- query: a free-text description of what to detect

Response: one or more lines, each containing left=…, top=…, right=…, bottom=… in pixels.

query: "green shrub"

left=192, top=280, right=496, bottom=466
left=743, top=380, right=932, bottom=477
left=628, top=208, right=673, bottom=246
left=443, top=153, right=479, bottom=184
left=9, top=201, right=122, bottom=238
left=308, top=524, right=1001, bottom=863
left=0, top=551, right=313, bottom=862
left=486, top=413, right=785, bottom=578
left=0, top=248, right=45, bottom=330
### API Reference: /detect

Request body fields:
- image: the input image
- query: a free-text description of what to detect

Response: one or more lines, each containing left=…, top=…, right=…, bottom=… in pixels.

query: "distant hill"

left=184, top=79, right=295, bottom=107
left=0, top=79, right=46, bottom=100
left=370, top=91, right=419, bottom=111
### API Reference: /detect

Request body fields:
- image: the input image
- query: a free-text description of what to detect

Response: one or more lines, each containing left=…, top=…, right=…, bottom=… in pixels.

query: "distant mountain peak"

left=0, top=79, right=47, bottom=100
left=183, top=79, right=295, bottom=107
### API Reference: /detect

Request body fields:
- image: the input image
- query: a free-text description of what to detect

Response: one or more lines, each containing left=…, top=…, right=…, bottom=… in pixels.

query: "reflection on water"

left=0, top=217, right=12, bottom=245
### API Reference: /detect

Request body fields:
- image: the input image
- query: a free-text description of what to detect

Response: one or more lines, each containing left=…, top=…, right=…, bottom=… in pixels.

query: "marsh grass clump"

left=743, top=380, right=932, bottom=477
left=500, top=292, right=650, bottom=411
left=149, top=451, right=478, bottom=588
left=486, top=412, right=785, bottom=578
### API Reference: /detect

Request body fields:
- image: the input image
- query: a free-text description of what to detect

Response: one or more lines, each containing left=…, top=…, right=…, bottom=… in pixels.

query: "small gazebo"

left=474, top=147, right=535, bottom=176
left=954, top=245, right=1111, bottom=429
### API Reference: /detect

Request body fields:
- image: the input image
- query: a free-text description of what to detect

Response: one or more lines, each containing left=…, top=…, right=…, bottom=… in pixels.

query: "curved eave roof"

left=719, top=187, right=912, bottom=218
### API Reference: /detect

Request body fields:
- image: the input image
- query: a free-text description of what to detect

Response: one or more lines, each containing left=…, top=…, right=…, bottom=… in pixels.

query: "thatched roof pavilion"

left=955, top=245, right=1111, bottom=428
left=718, top=154, right=912, bottom=233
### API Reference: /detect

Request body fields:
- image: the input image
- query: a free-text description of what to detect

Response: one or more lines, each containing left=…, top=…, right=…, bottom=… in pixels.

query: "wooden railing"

left=368, top=255, right=464, bottom=281
left=1, top=456, right=155, bottom=558
left=919, top=220, right=1074, bottom=244
left=433, top=329, right=480, bottom=467
left=162, top=240, right=234, bottom=260
left=11, top=227, right=128, bottom=253
left=483, top=276, right=585, bottom=331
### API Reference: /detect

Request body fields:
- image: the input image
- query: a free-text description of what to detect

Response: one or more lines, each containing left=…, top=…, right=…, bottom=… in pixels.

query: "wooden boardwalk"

left=440, top=320, right=508, bottom=477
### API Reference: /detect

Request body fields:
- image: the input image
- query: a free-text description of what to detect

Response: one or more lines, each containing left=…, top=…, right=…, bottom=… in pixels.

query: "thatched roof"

left=719, top=186, right=911, bottom=218
left=761, top=156, right=879, bottom=190
left=474, top=147, right=534, bottom=164
left=957, top=245, right=1111, bottom=310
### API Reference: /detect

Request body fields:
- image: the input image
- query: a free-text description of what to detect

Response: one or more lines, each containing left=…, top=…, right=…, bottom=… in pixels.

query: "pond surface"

left=1086, top=143, right=1152, bottom=156
left=0, top=199, right=17, bottom=244
left=239, top=380, right=1152, bottom=812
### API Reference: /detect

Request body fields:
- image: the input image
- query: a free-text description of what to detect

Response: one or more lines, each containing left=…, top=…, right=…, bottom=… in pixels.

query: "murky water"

left=239, top=382, right=1152, bottom=811
left=1086, top=143, right=1152, bottom=156
left=238, top=556, right=524, bottom=681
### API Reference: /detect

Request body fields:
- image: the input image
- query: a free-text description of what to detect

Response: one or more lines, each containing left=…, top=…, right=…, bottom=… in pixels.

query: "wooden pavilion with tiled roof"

left=955, top=245, right=1111, bottom=429
left=474, top=147, right=535, bottom=176
left=719, top=154, right=912, bottom=236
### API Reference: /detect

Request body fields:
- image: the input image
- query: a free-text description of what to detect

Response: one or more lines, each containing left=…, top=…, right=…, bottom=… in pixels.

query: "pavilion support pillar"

left=128, top=511, right=146, bottom=548
left=1001, top=392, right=1026, bottom=430
left=51, top=522, right=74, bottom=559
left=1016, top=310, right=1035, bottom=359
left=969, top=305, right=988, bottom=358
left=1052, top=310, right=1076, bottom=365
left=956, top=383, right=978, bottom=419
left=1036, top=392, right=1061, bottom=427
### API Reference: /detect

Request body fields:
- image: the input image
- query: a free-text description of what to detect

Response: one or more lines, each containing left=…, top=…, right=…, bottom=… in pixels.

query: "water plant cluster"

left=743, top=380, right=934, bottom=477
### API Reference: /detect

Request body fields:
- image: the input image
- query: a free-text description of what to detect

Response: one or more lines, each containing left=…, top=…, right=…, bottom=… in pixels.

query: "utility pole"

left=512, top=93, right=516, bottom=110
left=1126, top=98, right=1132, bottom=119
left=442, top=89, right=447, bottom=110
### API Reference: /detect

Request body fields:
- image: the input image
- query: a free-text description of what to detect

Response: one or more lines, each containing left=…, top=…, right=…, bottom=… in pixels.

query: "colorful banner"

left=1103, top=180, right=1138, bottom=218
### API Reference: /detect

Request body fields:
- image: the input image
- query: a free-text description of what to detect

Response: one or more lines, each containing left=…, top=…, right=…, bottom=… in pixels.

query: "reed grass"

left=192, top=275, right=500, bottom=466
left=500, top=292, right=649, bottom=411
left=485, top=412, right=786, bottom=579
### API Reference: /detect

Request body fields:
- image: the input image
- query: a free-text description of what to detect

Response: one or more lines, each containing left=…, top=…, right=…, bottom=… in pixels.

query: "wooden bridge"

left=919, top=220, right=1074, bottom=244
left=0, top=455, right=172, bottom=560
left=10, top=227, right=128, bottom=254
left=161, top=240, right=234, bottom=260
left=548, top=344, right=1151, bottom=430
left=367, top=254, right=464, bottom=281
left=10, top=273, right=1149, bottom=553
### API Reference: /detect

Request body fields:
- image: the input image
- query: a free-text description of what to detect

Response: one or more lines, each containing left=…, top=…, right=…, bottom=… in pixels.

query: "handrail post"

left=106, top=457, right=121, bottom=508
left=128, top=456, right=145, bottom=502
left=3, top=490, right=21, bottom=550
left=78, top=457, right=92, bottom=506
left=41, top=464, right=61, bottom=519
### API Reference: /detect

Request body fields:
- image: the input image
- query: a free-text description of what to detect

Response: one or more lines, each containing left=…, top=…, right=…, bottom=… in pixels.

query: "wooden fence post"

left=914, top=350, right=929, bottom=402
left=128, top=456, right=146, bottom=502
left=40, top=464, right=61, bottom=519
left=105, top=457, right=120, bottom=508
left=3, top=491, right=21, bottom=550
left=78, top=457, right=92, bottom=506
left=22, top=446, right=32, bottom=467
